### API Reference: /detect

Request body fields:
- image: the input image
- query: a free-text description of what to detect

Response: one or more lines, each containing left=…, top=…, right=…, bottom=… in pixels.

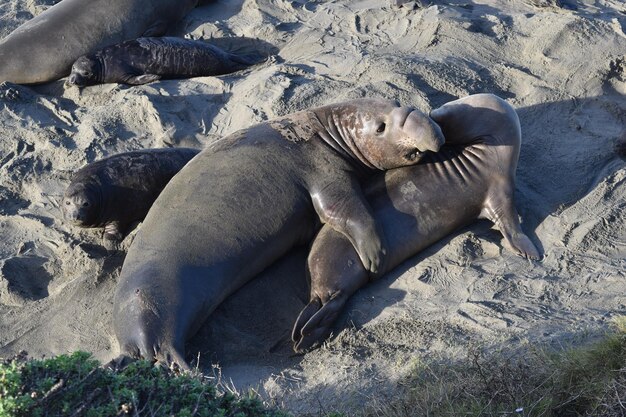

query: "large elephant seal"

left=68, top=37, right=260, bottom=87
left=292, top=94, right=542, bottom=352
left=113, top=98, right=445, bottom=368
left=0, top=0, right=199, bottom=84
left=63, top=148, right=199, bottom=243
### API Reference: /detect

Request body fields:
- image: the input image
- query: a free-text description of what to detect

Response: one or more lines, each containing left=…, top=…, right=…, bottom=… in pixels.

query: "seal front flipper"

left=124, top=74, right=161, bottom=85
left=310, top=176, right=387, bottom=274
left=104, top=221, right=124, bottom=242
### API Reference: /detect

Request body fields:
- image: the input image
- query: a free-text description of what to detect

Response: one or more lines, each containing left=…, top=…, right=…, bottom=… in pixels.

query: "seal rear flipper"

left=156, top=346, right=191, bottom=372
left=142, top=20, right=169, bottom=37
left=292, top=298, right=322, bottom=344
left=292, top=292, right=349, bottom=353
left=228, top=52, right=265, bottom=68
left=104, top=354, right=137, bottom=371
left=505, top=232, right=542, bottom=260
left=124, top=74, right=162, bottom=85
left=483, top=187, right=542, bottom=260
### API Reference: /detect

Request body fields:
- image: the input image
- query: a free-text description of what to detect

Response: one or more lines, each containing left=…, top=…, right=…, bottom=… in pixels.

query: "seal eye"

left=65, top=200, right=71, bottom=206
left=82, top=201, right=90, bottom=208
left=376, top=123, right=386, bottom=134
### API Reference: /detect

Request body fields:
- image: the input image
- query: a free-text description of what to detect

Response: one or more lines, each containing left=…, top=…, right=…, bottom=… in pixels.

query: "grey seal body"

left=293, top=94, right=542, bottom=352
left=0, top=0, right=198, bottom=84
left=113, top=98, right=445, bottom=368
left=63, top=148, right=199, bottom=243
left=68, top=37, right=259, bottom=86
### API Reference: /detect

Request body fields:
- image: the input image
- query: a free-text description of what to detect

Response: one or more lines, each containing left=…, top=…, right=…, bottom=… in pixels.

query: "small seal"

left=292, top=94, right=542, bottom=352
left=0, top=0, right=199, bottom=84
left=63, top=148, right=199, bottom=243
left=68, top=37, right=261, bottom=87
left=112, top=98, right=445, bottom=368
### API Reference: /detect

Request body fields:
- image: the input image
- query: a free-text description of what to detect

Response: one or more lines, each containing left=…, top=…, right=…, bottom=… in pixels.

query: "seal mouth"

left=404, top=148, right=423, bottom=162
left=64, top=209, right=87, bottom=225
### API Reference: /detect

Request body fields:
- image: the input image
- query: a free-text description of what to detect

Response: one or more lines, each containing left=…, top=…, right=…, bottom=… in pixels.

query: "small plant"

left=364, top=317, right=626, bottom=417
left=0, top=351, right=289, bottom=417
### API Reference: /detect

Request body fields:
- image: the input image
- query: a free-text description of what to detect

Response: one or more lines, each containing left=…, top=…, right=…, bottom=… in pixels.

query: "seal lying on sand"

left=292, top=94, right=542, bottom=352
left=0, top=0, right=199, bottom=84
left=63, top=148, right=199, bottom=243
left=68, top=37, right=260, bottom=87
left=113, top=98, right=445, bottom=368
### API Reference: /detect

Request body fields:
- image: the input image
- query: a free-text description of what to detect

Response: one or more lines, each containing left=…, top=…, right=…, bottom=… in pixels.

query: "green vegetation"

left=0, top=351, right=287, bottom=417
left=1, top=319, right=624, bottom=417
left=364, top=317, right=626, bottom=417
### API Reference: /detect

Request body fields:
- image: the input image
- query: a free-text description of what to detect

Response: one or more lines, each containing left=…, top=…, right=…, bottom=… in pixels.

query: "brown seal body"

left=0, top=0, right=199, bottom=84
left=63, top=148, right=199, bottom=243
left=113, top=98, right=445, bottom=368
left=292, top=94, right=542, bottom=352
left=68, top=37, right=260, bottom=87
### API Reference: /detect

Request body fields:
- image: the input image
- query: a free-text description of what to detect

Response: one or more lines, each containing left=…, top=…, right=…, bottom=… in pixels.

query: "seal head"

left=313, top=99, right=445, bottom=171
left=62, top=182, right=102, bottom=226
left=68, top=56, right=103, bottom=87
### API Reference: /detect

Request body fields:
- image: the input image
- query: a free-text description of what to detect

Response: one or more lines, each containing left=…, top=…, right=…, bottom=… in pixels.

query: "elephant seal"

left=292, top=94, right=542, bottom=352
left=113, top=98, right=445, bottom=368
left=68, top=37, right=260, bottom=87
left=0, top=0, right=199, bottom=84
left=63, top=148, right=199, bottom=243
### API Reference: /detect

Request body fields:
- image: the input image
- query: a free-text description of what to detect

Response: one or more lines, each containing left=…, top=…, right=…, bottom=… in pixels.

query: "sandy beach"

left=0, top=0, right=625, bottom=414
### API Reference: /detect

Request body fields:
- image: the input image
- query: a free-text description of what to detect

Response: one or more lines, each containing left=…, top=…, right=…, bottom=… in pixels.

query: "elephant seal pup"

left=293, top=94, right=542, bottom=352
left=68, top=37, right=260, bottom=87
left=63, top=148, right=199, bottom=243
left=0, top=0, right=199, bottom=84
left=113, top=98, right=445, bottom=368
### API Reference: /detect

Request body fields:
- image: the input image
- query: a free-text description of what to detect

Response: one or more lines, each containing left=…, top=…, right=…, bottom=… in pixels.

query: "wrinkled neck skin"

left=90, top=53, right=107, bottom=84
left=87, top=181, right=106, bottom=226
left=430, top=102, right=522, bottom=175
left=311, top=106, right=379, bottom=174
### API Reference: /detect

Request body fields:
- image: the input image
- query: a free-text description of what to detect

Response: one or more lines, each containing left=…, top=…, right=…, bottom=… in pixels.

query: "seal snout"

left=67, top=73, right=78, bottom=86
left=67, top=71, right=88, bottom=87
left=403, top=109, right=445, bottom=154
left=67, top=56, right=100, bottom=87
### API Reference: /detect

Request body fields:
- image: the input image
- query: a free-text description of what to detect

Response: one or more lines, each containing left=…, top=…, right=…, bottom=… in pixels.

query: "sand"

left=0, top=0, right=625, bottom=414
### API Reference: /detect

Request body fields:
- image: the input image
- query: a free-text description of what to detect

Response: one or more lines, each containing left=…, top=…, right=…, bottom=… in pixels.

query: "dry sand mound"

left=0, top=0, right=625, bottom=414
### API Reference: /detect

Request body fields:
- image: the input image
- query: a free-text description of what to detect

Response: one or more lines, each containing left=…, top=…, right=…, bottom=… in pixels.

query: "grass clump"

left=0, top=351, right=288, bottom=417
left=365, top=317, right=626, bottom=417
